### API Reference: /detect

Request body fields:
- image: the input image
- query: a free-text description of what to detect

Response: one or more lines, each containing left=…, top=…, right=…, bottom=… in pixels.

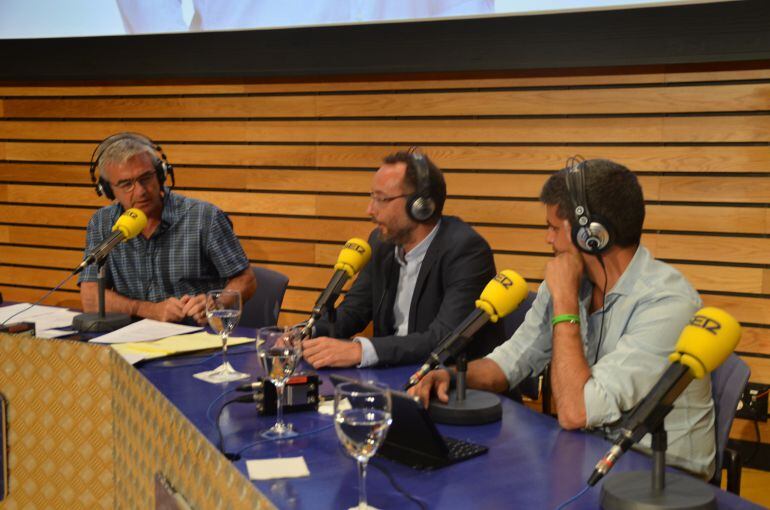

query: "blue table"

left=138, top=338, right=762, bottom=509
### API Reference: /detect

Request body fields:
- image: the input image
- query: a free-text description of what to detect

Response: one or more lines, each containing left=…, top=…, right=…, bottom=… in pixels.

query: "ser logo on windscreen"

left=689, top=315, right=721, bottom=335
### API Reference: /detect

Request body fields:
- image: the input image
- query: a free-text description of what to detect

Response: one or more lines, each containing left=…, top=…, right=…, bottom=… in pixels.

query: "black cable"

left=370, top=460, right=428, bottom=510
left=593, top=253, right=608, bottom=365
left=215, top=394, right=259, bottom=461
left=0, top=271, right=75, bottom=326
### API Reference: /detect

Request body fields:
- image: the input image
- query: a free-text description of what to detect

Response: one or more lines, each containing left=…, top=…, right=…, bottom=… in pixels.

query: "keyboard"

left=444, top=436, right=489, bottom=462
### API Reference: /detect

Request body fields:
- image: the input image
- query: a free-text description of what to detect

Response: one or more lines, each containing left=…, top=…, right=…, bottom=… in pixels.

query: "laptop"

left=329, top=374, right=488, bottom=470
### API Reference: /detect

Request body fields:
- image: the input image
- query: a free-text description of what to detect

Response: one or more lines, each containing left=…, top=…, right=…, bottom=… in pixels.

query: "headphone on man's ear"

left=89, top=132, right=175, bottom=200
left=564, top=156, right=613, bottom=254
left=405, top=147, right=436, bottom=223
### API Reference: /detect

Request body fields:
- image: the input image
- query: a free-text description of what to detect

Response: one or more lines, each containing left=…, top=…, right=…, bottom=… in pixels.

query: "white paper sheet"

left=246, top=457, right=310, bottom=480
left=89, top=319, right=203, bottom=344
left=0, top=303, right=80, bottom=330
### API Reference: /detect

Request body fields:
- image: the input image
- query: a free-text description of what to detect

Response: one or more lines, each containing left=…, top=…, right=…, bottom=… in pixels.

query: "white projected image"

left=0, top=0, right=735, bottom=39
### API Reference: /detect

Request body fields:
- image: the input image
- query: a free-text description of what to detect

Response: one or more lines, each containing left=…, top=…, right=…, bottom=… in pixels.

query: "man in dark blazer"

left=302, top=150, right=502, bottom=368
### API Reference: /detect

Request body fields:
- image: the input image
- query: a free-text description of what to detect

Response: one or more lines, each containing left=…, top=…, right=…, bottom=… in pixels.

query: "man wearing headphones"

left=78, top=132, right=256, bottom=325
left=302, top=150, right=502, bottom=368
left=410, top=159, right=715, bottom=478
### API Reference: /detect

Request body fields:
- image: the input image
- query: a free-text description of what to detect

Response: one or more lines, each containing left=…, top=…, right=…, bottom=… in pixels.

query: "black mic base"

left=72, top=312, right=132, bottom=333
left=601, top=471, right=716, bottom=510
left=428, top=389, right=502, bottom=426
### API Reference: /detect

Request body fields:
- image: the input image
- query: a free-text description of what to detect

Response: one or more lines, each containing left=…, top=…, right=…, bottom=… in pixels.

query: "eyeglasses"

left=369, top=193, right=409, bottom=206
left=112, top=170, right=157, bottom=193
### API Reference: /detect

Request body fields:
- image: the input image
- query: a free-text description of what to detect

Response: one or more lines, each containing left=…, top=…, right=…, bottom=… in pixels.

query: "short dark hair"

left=383, top=150, right=447, bottom=219
left=539, top=159, right=645, bottom=247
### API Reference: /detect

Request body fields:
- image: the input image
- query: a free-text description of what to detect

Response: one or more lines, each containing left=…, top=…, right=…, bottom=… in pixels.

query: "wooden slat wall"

left=0, top=64, right=768, bottom=442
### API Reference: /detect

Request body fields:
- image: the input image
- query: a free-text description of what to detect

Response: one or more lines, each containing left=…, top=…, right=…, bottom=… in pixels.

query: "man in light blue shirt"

left=410, top=159, right=715, bottom=478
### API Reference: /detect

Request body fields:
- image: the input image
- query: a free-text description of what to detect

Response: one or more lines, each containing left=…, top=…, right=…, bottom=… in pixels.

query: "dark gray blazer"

left=315, top=216, right=504, bottom=366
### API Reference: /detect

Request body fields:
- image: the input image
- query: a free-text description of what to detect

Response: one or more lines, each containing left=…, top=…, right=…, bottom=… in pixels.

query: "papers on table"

left=111, top=331, right=253, bottom=364
left=89, top=319, right=203, bottom=344
left=0, top=303, right=80, bottom=332
left=246, top=457, right=310, bottom=480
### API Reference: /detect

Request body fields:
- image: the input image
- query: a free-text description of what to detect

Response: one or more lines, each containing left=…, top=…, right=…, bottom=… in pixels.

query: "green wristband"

left=551, top=314, right=580, bottom=327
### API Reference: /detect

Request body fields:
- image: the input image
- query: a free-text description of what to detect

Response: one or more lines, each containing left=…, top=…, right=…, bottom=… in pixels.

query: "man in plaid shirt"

left=78, top=133, right=255, bottom=325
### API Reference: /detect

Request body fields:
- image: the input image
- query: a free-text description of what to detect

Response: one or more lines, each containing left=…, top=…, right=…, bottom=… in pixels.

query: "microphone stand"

left=428, top=349, right=502, bottom=426
left=72, top=260, right=132, bottom=333
left=600, top=421, right=716, bottom=510
left=323, top=290, right=340, bottom=338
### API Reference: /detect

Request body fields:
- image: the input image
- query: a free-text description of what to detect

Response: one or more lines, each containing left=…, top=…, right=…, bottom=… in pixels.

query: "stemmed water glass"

left=334, top=381, right=393, bottom=510
left=256, top=325, right=304, bottom=439
left=204, top=289, right=248, bottom=382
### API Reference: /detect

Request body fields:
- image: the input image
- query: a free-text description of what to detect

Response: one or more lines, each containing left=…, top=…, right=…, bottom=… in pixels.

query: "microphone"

left=73, top=208, right=148, bottom=274
left=404, top=269, right=529, bottom=390
left=587, top=307, right=741, bottom=486
left=300, top=238, right=372, bottom=337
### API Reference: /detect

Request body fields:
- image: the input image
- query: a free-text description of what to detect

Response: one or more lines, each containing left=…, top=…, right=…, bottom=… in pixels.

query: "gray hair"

left=97, top=133, right=159, bottom=180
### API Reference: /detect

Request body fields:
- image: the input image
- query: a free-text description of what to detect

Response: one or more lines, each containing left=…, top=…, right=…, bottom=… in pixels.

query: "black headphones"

left=565, top=156, right=613, bottom=254
left=405, top=148, right=436, bottom=223
left=89, top=132, right=175, bottom=200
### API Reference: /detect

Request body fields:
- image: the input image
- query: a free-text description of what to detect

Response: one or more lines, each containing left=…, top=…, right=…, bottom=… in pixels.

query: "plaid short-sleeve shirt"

left=77, top=191, right=250, bottom=302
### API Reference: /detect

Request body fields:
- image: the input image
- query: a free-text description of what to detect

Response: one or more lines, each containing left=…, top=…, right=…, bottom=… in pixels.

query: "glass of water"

left=205, top=289, right=248, bottom=382
left=257, top=325, right=303, bottom=439
left=334, top=381, right=392, bottom=510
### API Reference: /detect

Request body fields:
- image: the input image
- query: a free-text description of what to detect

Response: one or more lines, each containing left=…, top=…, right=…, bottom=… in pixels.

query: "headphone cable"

left=593, top=253, right=608, bottom=365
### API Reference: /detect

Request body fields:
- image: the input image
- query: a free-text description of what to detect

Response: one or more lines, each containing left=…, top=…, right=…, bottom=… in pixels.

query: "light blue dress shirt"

left=356, top=221, right=441, bottom=367
left=486, top=245, right=715, bottom=477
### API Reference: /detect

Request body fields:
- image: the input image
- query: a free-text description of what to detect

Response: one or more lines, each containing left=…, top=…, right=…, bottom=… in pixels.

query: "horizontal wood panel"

left=4, top=142, right=770, bottom=173
left=0, top=285, right=79, bottom=309
left=2, top=116, right=770, bottom=143
left=2, top=162, right=770, bottom=207
left=0, top=266, right=79, bottom=292
left=702, top=295, right=770, bottom=326
left=315, top=84, right=770, bottom=117
left=742, top=357, right=770, bottom=385
left=5, top=84, right=768, bottom=118
left=646, top=233, right=770, bottom=266
left=737, top=327, right=770, bottom=357
left=0, top=225, right=84, bottom=248
left=1, top=66, right=768, bottom=97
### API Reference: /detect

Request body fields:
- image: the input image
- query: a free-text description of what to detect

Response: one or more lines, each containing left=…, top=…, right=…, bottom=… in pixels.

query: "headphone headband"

left=565, top=157, right=612, bottom=254
left=405, top=147, right=436, bottom=223
left=89, top=132, right=175, bottom=200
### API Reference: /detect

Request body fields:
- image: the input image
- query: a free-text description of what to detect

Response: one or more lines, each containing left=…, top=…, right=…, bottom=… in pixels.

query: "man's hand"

left=302, top=337, right=362, bottom=368
left=407, top=369, right=452, bottom=408
left=149, top=297, right=187, bottom=323
left=545, top=225, right=584, bottom=311
left=181, top=294, right=207, bottom=326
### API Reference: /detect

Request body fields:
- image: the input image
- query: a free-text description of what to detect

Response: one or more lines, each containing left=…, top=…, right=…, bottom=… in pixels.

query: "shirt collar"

left=394, top=220, right=441, bottom=267
left=579, top=244, right=647, bottom=309
left=606, top=244, right=648, bottom=297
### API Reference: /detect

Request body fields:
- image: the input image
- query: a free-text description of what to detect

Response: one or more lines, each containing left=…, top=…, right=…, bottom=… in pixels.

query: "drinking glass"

left=204, top=289, right=248, bottom=382
left=334, top=381, right=392, bottom=510
left=257, top=325, right=303, bottom=439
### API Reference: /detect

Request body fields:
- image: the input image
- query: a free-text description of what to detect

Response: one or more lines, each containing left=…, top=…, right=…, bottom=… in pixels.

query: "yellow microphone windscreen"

left=112, top=208, right=148, bottom=240
left=475, top=269, right=529, bottom=322
left=334, top=238, right=372, bottom=277
left=669, top=306, right=741, bottom=378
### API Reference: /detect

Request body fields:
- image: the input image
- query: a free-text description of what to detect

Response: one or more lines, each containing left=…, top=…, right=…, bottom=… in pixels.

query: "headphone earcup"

left=155, top=159, right=167, bottom=187
left=97, top=177, right=115, bottom=200
left=572, top=221, right=611, bottom=254
left=407, top=194, right=435, bottom=223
